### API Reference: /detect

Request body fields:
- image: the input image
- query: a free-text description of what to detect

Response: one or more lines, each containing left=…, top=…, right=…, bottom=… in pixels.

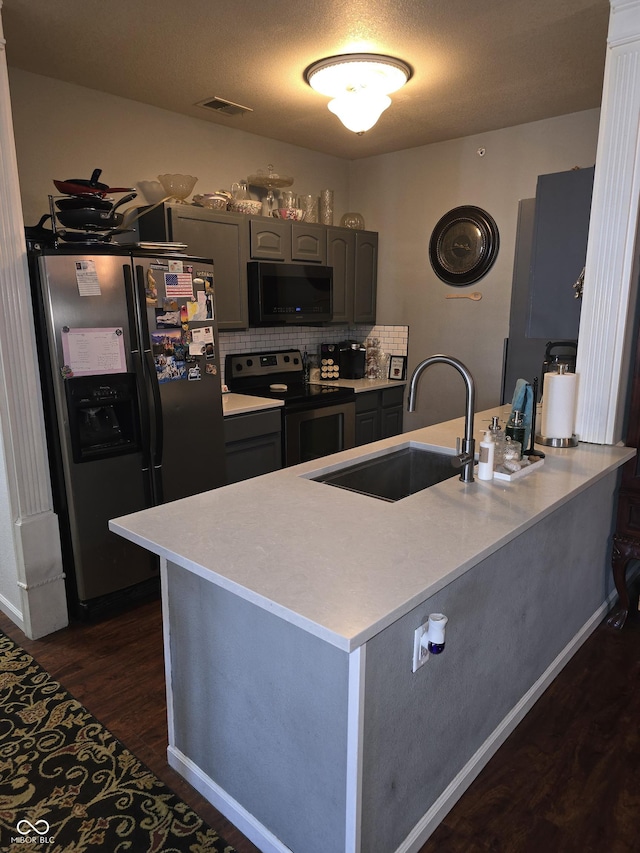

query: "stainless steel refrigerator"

left=29, top=246, right=226, bottom=615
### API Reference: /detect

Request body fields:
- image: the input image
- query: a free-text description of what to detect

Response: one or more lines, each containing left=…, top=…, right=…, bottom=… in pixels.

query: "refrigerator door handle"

left=123, top=264, right=153, bottom=490
left=134, top=263, right=164, bottom=504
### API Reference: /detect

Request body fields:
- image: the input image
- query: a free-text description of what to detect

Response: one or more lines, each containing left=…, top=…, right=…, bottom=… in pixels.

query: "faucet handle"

left=456, top=436, right=461, bottom=454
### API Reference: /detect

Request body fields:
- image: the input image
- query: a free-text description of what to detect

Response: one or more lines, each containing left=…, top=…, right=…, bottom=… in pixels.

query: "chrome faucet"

left=408, top=355, right=476, bottom=483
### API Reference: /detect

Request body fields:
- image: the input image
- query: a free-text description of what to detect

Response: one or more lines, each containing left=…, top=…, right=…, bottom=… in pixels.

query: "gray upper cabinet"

left=137, top=203, right=249, bottom=330
left=327, top=227, right=355, bottom=324
left=136, top=206, right=377, bottom=328
left=354, top=231, right=378, bottom=323
left=527, top=166, right=594, bottom=340
left=291, top=223, right=326, bottom=264
left=249, top=219, right=327, bottom=264
left=327, top=227, right=378, bottom=324
left=249, top=219, right=291, bottom=260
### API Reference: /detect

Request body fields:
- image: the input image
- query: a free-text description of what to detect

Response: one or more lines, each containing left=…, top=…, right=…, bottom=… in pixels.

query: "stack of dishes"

left=193, top=191, right=232, bottom=210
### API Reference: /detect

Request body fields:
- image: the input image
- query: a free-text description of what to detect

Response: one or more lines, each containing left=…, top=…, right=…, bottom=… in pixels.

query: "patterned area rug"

left=0, top=630, right=236, bottom=852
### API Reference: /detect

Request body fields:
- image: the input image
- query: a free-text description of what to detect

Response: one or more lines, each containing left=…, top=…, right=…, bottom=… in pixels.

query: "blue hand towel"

left=510, top=378, right=533, bottom=451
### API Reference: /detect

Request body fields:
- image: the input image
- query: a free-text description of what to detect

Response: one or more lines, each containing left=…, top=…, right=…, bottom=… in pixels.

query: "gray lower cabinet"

left=137, top=203, right=249, bottom=330
left=327, top=228, right=378, bottom=324
left=224, top=409, right=282, bottom=484
left=355, top=386, right=404, bottom=446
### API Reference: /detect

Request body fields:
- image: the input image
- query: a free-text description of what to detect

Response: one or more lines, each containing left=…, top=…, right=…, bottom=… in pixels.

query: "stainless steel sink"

left=310, top=446, right=459, bottom=502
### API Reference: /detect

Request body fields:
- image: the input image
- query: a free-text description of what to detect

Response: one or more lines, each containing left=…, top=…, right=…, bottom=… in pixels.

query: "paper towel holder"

left=535, top=363, right=579, bottom=447
left=534, top=433, right=579, bottom=448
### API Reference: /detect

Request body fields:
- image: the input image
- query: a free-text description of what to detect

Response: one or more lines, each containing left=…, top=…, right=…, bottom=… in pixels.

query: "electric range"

left=225, top=349, right=356, bottom=465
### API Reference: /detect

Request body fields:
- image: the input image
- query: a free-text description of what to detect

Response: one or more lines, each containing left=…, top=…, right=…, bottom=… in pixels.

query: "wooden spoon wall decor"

left=445, top=291, right=483, bottom=301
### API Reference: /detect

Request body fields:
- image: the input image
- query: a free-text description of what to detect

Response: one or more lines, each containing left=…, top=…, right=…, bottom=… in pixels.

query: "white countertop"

left=222, top=392, right=283, bottom=417
left=110, top=405, right=634, bottom=652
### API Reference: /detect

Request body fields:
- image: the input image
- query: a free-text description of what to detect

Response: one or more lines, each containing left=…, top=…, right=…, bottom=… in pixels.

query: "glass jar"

left=340, top=212, right=365, bottom=229
left=502, top=437, right=523, bottom=472
left=301, top=194, right=318, bottom=223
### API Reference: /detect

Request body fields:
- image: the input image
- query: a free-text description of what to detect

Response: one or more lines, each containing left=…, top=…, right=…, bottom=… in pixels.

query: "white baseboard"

left=395, top=593, right=616, bottom=853
left=0, top=593, right=25, bottom=631
left=167, top=745, right=293, bottom=853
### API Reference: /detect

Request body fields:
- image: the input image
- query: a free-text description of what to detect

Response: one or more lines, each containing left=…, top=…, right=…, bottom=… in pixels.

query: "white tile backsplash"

left=218, top=324, right=408, bottom=384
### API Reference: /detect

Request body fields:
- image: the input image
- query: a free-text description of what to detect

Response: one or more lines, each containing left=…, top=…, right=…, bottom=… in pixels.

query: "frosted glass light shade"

left=304, top=53, right=411, bottom=133
left=328, top=92, right=391, bottom=133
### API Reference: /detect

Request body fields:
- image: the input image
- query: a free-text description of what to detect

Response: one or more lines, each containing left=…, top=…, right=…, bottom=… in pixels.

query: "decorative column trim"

left=575, top=0, right=640, bottom=444
left=0, top=1, right=68, bottom=636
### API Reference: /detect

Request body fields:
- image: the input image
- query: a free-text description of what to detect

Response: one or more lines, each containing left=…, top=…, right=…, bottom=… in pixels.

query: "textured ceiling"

left=2, top=0, right=610, bottom=160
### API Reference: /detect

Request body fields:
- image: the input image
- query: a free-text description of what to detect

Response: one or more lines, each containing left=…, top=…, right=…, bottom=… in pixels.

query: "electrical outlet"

left=412, top=622, right=429, bottom=672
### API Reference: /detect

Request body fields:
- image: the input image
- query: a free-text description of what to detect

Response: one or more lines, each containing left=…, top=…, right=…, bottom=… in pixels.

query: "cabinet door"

left=291, top=224, right=327, bottom=264
left=380, top=406, right=403, bottom=439
left=354, top=231, right=378, bottom=323
left=327, top=228, right=355, bottom=324
left=355, top=410, right=380, bottom=446
left=249, top=218, right=291, bottom=260
left=355, top=391, right=380, bottom=446
left=167, top=207, right=249, bottom=330
left=224, top=410, right=282, bottom=483
left=527, top=167, right=594, bottom=339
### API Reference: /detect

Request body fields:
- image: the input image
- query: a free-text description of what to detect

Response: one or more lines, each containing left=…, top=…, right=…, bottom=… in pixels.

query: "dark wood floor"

left=1, top=598, right=638, bottom=853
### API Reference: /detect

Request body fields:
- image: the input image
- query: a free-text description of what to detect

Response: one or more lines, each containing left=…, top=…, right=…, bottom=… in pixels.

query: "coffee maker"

left=338, top=341, right=367, bottom=379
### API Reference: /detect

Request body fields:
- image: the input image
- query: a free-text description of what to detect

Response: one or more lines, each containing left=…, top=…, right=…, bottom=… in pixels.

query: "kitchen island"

left=110, top=406, right=634, bottom=853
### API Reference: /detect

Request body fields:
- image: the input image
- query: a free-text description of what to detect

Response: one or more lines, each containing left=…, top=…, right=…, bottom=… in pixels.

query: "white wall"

left=349, top=110, right=601, bottom=430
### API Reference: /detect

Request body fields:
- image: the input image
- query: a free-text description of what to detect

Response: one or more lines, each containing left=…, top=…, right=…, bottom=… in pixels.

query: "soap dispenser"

left=506, top=410, right=526, bottom=457
left=489, top=416, right=507, bottom=468
left=477, top=430, right=495, bottom=480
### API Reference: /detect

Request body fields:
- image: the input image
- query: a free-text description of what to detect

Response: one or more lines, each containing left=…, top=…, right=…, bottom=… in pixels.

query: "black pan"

left=58, top=227, right=133, bottom=244
left=55, top=195, right=113, bottom=212
left=25, top=214, right=55, bottom=244
left=55, top=192, right=137, bottom=230
left=57, top=212, right=125, bottom=229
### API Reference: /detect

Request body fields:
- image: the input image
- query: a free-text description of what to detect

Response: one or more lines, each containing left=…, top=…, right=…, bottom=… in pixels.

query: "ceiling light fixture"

left=304, top=53, right=412, bottom=135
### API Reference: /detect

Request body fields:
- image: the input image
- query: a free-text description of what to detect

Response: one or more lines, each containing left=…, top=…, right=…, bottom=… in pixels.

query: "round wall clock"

left=429, top=206, right=499, bottom=286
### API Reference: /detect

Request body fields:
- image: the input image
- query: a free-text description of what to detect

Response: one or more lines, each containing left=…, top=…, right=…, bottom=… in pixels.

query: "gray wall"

left=167, top=562, right=350, bottom=853
left=349, top=110, right=600, bottom=429
left=360, top=469, right=619, bottom=853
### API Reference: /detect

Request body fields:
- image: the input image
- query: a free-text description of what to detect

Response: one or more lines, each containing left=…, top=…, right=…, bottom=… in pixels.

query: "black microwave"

left=248, top=262, right=333, bottom=326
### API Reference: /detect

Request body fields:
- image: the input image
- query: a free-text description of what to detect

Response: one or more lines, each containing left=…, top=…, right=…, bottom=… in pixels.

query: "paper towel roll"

left=541, top=372, right=577, bottom=438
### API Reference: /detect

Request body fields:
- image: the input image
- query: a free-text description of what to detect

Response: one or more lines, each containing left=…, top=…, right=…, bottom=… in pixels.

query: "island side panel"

left=166, top=562, right=350, bottom=853
left=359, top=470, right=619, bottom=853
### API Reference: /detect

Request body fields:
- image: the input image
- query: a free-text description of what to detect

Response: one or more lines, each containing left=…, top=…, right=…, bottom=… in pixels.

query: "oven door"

left=284, top=401, right=355, bottom=466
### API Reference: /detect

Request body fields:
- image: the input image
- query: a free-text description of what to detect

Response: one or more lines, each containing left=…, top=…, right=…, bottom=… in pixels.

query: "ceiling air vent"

left=196, top=96, right=253, bottom=117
